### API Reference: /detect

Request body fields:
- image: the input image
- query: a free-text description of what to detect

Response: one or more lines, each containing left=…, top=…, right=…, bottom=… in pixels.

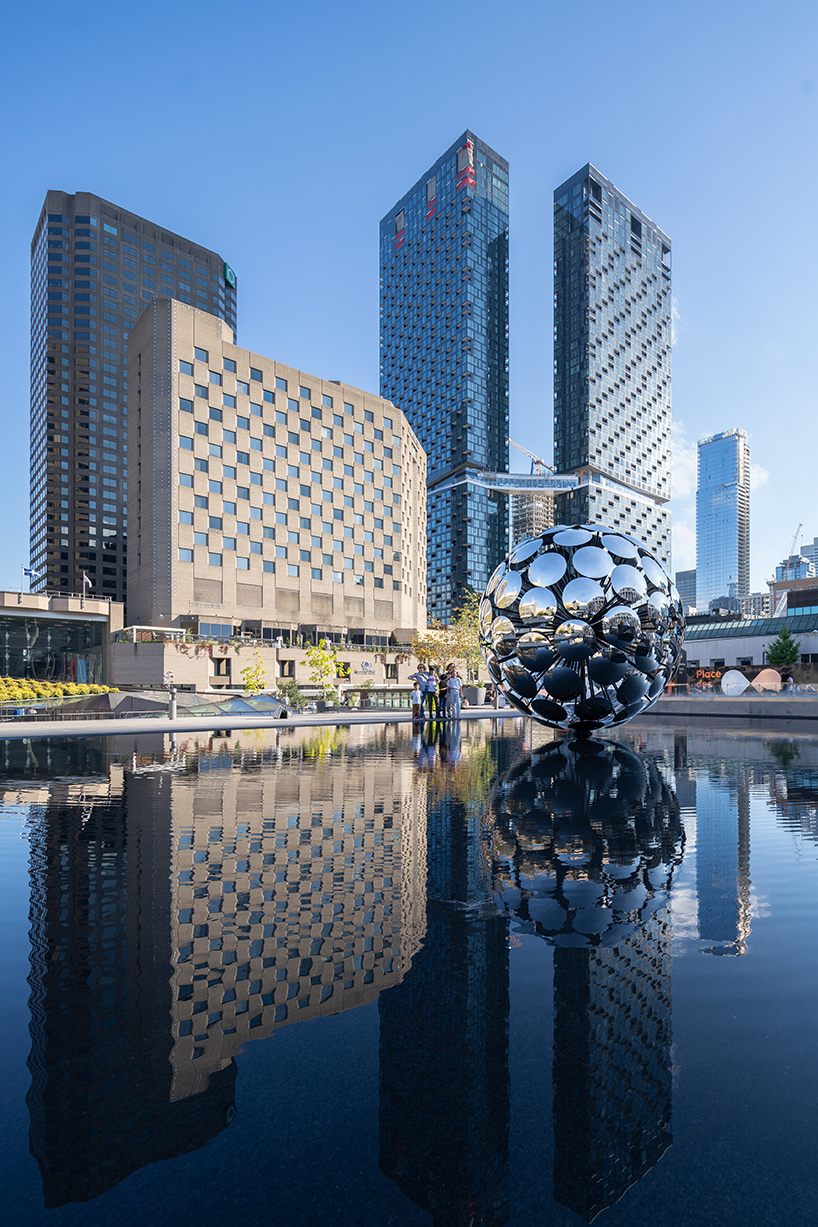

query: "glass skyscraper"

left=380, top=131, right=509, bottom=622
left=29, top=191, right=237, bottom=605
left=552, top=165, right=672, bottom=562
left=695, top=428, right=750, bottom=610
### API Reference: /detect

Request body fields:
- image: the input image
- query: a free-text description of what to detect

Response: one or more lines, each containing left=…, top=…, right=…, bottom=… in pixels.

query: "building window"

left=287, top=564, right=299, bottom=577
left=179, top=548, right=193, bottom=562
left=280, top=659, right=295, bottom=677
left=208, top=553, right=222, bottom=566
left=237, top=557, right=249, bottom=570
left=180, top=360, right=193, bottom=376
left=194, top=347, right=208, bottom=362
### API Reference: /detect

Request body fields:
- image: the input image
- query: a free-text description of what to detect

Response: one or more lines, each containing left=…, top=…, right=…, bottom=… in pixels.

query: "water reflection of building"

left=492, top=740, right=682, bottom=1222
left=379, top=733, right=511, bottom=1227
left=168, top=730, right=426, bottom=1101
left=24, top=770, right=236, bottom=1208
left=19, top=725, right=427, bottom=1205
left=696, top=771, right=752, bottom=956
left=552, top=911, right=672, bottom=1221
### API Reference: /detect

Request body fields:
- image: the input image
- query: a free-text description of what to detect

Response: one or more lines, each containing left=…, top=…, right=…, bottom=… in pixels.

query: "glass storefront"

left=0, top=613, right=107, bottom=683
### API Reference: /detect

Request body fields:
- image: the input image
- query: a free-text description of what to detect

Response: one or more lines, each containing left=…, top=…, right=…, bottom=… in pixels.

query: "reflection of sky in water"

left=0, top=722, right=817, bottom=1225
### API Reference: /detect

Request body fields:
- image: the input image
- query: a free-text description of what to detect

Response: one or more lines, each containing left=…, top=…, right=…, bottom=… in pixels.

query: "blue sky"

left=1, top=0, right=815, bottom=593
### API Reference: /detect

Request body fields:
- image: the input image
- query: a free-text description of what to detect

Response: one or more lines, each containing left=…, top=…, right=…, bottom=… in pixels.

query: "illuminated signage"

left=224, top=262, right=237, bottom=288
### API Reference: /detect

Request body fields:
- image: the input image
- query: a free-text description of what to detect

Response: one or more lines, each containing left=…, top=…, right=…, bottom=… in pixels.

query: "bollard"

left=169, top=687, right=177, bottom=722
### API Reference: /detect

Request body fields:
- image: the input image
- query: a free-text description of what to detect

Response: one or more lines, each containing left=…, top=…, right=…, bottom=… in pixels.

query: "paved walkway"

left=2, top=695, right=818, bottom=741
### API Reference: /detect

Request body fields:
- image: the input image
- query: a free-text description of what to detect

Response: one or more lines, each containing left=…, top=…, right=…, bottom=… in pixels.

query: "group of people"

left=408, top=663, right=463, bottom=722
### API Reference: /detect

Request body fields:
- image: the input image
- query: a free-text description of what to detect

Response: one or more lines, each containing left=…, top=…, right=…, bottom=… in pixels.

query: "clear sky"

left=1, top=0, right=815, bottom=594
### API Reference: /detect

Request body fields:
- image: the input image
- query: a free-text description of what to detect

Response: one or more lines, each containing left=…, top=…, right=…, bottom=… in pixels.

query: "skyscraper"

left=552, top=165, right=672, bottom=562
left=380, top=132, right=509, bottom=622
left=29, top=191, right=237, bottom=605
left=695, top=428, right=750, bottom=610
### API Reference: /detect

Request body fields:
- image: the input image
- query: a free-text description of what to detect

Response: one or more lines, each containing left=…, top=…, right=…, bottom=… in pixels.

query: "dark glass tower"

left=553, top=165, right=672, bottom=563
left=380, top=132, right=509, bottom=622
left=29, top=191, right=237, bottom=606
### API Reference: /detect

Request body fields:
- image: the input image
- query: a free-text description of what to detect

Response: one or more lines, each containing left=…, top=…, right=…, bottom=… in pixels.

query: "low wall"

left=645, top=695, right=818, bottom=722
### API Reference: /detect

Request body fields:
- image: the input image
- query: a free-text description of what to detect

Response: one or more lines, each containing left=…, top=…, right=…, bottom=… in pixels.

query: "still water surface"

left=0, top=719, right=817, bottom=1226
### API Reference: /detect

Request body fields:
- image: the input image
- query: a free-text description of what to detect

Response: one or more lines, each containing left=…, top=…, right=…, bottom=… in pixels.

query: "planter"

left=462, top=686, right=487, bottom=706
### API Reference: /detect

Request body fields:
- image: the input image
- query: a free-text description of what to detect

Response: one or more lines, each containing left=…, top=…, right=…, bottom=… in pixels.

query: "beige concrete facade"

left=128, top=299, right=426, bottom=641
left=112, top=637, right=421, bottom=694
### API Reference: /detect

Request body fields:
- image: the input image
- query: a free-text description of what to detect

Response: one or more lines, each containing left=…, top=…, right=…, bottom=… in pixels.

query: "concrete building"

left=380, top=131, right=509, bottom=621
left=740, top=592, right=770, bottom=619
left=696, top=428, right=750, bottom=610
left=552, top=165, right=672, bottom=562
left=510, top=489, right=554, bottom=547
left=0, top=590, right=122, bottom=683
left=675, top=568, right=696, bottom=613
left=128, top=299, right=426, bottom=644
left=684, top=603, right=818, bottom=670
left=30, top=191, right=236, bottom=607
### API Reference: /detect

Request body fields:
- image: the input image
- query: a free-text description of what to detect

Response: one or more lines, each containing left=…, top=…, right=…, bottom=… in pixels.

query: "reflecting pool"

left=1, top=720, right=817, bottom=1225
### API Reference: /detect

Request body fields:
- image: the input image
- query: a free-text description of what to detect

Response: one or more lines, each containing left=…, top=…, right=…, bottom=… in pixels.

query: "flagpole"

left=20, top=563, right=23, bottom=604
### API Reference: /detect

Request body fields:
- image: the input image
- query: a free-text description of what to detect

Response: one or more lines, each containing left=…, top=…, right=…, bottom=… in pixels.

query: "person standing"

left=425, top=667, right=439, bottom=719
left=410, top=682, right=424, bottom=722
left=438, top=668, right=449, bottom=720
left=446, top=669, right=463, bottom=720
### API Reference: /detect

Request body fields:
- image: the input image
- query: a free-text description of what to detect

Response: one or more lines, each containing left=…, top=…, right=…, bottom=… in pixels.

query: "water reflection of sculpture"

left=491, top=739, right=684, bottom=1223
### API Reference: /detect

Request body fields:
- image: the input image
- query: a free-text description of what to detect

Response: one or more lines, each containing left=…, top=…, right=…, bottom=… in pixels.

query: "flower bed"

left=0, top=678, right=117, bottom=705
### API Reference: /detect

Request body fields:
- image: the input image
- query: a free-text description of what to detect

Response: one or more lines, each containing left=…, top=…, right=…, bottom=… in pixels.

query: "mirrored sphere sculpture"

left=480, top=525, right=685, bottom=732
left=491, top=738, right=685, bottom=948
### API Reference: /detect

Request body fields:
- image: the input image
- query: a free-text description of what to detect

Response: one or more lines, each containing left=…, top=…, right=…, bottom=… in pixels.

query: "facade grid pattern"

left=30, top=191, right=237, bottom=607
left=552, top=165, right=672, bottom=562
left=380, top=131, right=509, bottom=621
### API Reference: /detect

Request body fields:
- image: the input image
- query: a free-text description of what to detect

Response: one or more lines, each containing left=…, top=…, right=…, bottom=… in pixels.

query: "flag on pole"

left=82, top=572, right=93, bottom=591
left=23, top=568, right=42, bottom=580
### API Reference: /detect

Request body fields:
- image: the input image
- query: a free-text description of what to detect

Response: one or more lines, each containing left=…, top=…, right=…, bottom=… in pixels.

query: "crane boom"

left=786, top=522, right=803, bottom=560
left=508, top=438, right=554, bottom=475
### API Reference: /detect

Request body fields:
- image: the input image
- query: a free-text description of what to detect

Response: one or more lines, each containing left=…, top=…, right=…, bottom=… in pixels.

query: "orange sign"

left=695, top=668, right=723, bottom=680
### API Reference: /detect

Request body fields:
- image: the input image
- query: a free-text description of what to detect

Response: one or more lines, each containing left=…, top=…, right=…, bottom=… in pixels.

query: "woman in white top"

left=446, top=671, right=463, bottom=720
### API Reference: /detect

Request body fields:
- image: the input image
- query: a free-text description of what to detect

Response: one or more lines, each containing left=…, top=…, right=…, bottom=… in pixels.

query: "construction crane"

left=785, top=523, right=803, bottom=561
left=508, top=438, right=554, bottom=475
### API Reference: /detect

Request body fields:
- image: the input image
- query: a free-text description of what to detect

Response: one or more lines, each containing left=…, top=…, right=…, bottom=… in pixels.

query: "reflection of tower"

left=26, top=770, right=235, bottom=1208
left=696, top=770, right=752, bottom=955
left=492, top=739, right=682, bottom=1222
left=552, top=908, right=672, bottom=1221
left=379, top=746, right=511, bottom=1227
left=167, top=727, right=427, bottom=1101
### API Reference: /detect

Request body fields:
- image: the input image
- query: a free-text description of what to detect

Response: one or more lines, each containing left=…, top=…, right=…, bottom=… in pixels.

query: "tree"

left=276, top=678, right=304, bottom=710
left=410, top=589, right=485, bottom=680
left=305, top=637, right=339, bottom=700
left=449, top=590, right=483, bottom=681
left=240, top=651, right=268, bottom=695
left=766, top=626, right=800, bottom=665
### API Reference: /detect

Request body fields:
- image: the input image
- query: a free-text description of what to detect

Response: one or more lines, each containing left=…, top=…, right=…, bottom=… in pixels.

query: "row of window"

left=178, top=548, right=399, bottom=588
